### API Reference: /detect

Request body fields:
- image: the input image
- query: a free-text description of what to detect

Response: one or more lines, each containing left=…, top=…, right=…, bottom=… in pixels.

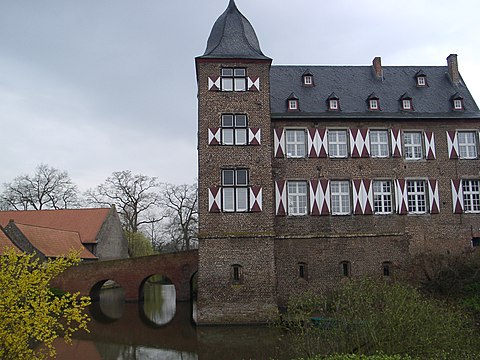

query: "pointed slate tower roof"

left=200, top=0, right=269, bottom=60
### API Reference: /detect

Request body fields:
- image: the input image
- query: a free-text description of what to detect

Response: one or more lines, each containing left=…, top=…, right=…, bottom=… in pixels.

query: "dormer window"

left=327, top=93, right=340, bottom=111
left=287, top=93, right=299, bottom=111
left=367, top=93, right=380, bottom=111
left=415, top=70, right=428, bottom=87
left=303, top=75, right=313, bottom=85
left=451, top=93, right=464, bottom=111
left=400, top=93, right=413, bottom=111
left=302, top=69, right=314, bottom=87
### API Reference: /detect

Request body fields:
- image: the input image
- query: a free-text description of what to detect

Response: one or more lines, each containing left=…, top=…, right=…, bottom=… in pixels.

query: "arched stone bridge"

left=52, top=250, right=198, bottom=302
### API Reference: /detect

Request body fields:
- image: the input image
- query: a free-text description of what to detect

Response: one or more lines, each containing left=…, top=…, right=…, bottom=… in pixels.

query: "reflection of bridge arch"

left=52, top=250, right=198, bottom=302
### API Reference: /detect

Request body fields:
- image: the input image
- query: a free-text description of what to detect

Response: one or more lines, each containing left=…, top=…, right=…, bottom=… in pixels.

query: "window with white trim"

left=222, top=169, right=249, bottom=212
left=285, top=129, right=306, bottom=158
left=287, top=181, right=308, bottom=216
left=331, top=180, right=351, bottom=215
left=407, top=180, right=426, bottom=214
left=417, top=76, right=426, bottom=86
left=462, top=180, right=480, bottom=213
left=221, top=68, right=246, bottom=92
left=288, top=99, right=298, bottom=110
left=402, top=99, right=412, bottom=110
left=370, top=130, right=389, bottom=157
left=453, top=99, right=463, bottom=110
left=328, top=130, right=348, bottom=158
left=329, top=99, right=339, bottom=110
left=369, top=99, right=379, bottom=110
left=403, top=131, right=423, bottom=160
left=303, top=75, right=313, bottom=86
left=457, top=131, right=478, bottom=159
left=373, top=180, right=393, bottom=214
left=221, top=114, right=247, bottom=145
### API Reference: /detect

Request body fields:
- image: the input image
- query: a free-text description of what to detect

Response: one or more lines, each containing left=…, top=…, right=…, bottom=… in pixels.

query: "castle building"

left=195, top=0, right=480, bottom=324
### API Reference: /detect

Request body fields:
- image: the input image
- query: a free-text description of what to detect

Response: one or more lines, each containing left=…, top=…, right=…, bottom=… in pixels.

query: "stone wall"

left=96, top=207, right=129, bottom=260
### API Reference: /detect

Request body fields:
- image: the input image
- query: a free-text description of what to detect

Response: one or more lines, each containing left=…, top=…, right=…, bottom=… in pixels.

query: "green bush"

left=298, top=354, right=413, bottom=360
left=275, top=278, right=479, bottom=360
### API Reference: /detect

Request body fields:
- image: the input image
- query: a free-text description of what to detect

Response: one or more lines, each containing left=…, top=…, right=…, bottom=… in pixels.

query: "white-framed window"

left=328, top=130, right=348, bottom=158
left=417, top=76, right=426, bottom=86
left=407, top=180, right=426, bottom=214
left=458, top=131, right=478, bottom=159
left=369, top=99, right=379, bottom=110
left=221, top=114, right=247, bottom=145
left=329, top=99, right=339, bottom=110
left=453, top=99, right=463, bottom=110
left=331, top=180, right=351, bottom=215
left=373, top=180, right=393, bottom=214
left=288, top=99, right=298, bottom=110
left=403, top=131, right=423, bottom=160
left=402, top=99, right=412, bottom=110
left=370, top=130, right=389, bottom=157
left=221, top=68, right=246, bottom=92
left=222, top=169, right=249, bottom=212
left=303, top=75, right=313, bottom=85
left=285, top=129, right=306, bottom=158
left=462, top=179, right=480, bottom=213
left=287, top=181, right=308, bottom=216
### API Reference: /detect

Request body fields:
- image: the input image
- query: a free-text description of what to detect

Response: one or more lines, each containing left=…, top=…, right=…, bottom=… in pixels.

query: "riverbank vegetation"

left=275, top=251, right=480, bottom=360
left=0, top=248, right=91, bottom=359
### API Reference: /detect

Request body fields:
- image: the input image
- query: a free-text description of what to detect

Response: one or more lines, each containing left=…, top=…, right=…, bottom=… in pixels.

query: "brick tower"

left=195, top=0, right=276, bottom=324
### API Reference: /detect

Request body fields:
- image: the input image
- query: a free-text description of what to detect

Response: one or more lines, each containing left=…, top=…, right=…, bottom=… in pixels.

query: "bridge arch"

left=52, top=250, right=198, bottom=303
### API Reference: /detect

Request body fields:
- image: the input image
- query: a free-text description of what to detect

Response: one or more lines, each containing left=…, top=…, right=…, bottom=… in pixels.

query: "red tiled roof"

left=0, top=208, right=111, bottom=244
left=0, top=228, right=21, bottom=254
left=15, top=223, right=97, bottom=259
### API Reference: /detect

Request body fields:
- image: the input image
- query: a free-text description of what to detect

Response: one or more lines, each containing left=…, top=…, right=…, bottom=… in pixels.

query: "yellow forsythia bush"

left=0, top=248, right=91, bottom=359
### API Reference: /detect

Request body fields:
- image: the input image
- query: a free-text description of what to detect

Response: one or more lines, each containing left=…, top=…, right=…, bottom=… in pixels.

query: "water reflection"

left=141, top=282, right=176, bottom=326
left=56, top=282, right=292, bottom=360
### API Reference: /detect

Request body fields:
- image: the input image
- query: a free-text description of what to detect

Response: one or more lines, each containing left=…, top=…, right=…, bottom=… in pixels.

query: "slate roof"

left=14, top=223, right=97, bottom=259
left=0, top=208, right=111, bottom=244
left=0, top=228, right=21, bottom=254
left=200, top=0, right=270, bottom=60
left=270, top=65, right=480, bottom=119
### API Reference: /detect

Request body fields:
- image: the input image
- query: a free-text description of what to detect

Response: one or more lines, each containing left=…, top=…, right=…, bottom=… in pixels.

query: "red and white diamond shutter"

left=395, top=179, right=408, bottom=214
left=309, top=179, right=330, bottom=215
left=208, top=76, right=221, bottom=91
left=350, top=129, right=370, bottom=158
left=247, top=77, right=260, bottom=91
left=274, top=128, right=285, bottom=158
left=428, top=179, right=440, bottom=214
left=352, top=179, right=373, bottom=215
left=208, top=186, right=221, bottom=213
left=391, top=129, right=403, bottom=158
left=275, top=180, right=287, bottom=216
left=249, top=186, right=262, bottom=212
left=424, top=131, right=436, bottom=160
left=451, top=179, right=464, bottom=213
left=447, top=131, right=459, bottom=159
left=208, top=128, right=221, bottom=145
left=307, top=128, right=328, bottom=158
left=248, top=128, right=261, bottom=145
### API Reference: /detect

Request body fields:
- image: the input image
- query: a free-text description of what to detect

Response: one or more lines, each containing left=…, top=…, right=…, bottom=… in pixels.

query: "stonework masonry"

left=195, top=1, right=480, bottom=325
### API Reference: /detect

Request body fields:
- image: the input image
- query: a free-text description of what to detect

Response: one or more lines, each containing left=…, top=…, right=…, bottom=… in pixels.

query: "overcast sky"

left=1, top=0, right=479, bottom=191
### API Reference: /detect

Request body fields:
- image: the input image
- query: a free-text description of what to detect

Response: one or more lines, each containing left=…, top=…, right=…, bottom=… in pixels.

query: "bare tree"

left=85, top=170, right=162, bottom=233
left=159, top=183, right=198, bottom=251
left=1, top=164, right=80, bottom=210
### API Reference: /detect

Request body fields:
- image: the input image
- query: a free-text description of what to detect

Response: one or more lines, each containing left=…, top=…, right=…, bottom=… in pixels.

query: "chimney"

left=372, top=56, right=383, bottom=79
left=447, top=54, right=461, bottom=85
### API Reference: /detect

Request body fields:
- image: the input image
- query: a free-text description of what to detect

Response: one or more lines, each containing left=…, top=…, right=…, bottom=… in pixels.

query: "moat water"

left=55, top=283, right=294, bottom=360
